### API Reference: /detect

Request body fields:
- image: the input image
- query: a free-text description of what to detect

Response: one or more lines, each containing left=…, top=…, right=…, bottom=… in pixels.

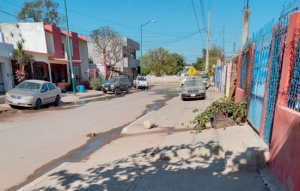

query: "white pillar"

left=48, top=63, right=52, bottom=82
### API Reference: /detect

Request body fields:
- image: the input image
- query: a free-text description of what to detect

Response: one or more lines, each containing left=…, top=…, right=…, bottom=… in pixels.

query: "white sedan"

left=5, top=80, right=62, bottom=109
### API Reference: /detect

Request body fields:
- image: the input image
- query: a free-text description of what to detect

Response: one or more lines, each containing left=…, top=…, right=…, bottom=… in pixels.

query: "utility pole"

left=241, top=0, right=250, bottom=47
left=233, top=35, right=236, bottom=55
left=205, top=9, right=210, bottom=74
left=64, top=0, right=76, bottom=95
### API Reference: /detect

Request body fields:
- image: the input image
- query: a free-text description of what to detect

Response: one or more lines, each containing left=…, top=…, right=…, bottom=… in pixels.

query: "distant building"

left=88, top=37, right=140, bottom=82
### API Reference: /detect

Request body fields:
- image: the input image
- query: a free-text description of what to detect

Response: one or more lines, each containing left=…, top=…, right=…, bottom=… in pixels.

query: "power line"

left=0, top=9, right=16, bottom=17
left=190, top=0, right=205, bottom=44
left=199, top=0, right=207, bottom=27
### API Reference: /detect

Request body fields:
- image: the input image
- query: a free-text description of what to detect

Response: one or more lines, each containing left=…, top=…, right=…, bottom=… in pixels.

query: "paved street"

left=14, top=85, right=283, bottom=191
left=0, top=84, right=180, bottom=190
left=1, top=84, right=284, bottom=191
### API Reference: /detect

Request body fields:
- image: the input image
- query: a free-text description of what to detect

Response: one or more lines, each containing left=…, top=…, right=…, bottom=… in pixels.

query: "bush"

left=90, top=78, right=103, bottom=90
left=189, top=97, right=248, bottom=133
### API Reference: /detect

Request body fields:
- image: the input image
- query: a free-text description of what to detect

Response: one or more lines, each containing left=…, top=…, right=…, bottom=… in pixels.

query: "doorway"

left=0, top=63, right=4, bottom=93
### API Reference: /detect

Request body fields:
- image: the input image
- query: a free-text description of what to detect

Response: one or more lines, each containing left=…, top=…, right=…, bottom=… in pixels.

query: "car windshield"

left=108, top=78, right=116, bottom=83
left=184, top=80, right=203, bottom=87
left=138, top=77, right=146, bottom=81
left=202, top=75, right=208, bottom=79
left=16, top=82, right=41, bottom=92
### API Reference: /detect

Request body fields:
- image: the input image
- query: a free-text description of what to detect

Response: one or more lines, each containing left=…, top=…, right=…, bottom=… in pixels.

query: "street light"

left=64, top=0, right=76, bottom=95
left=140, top=20, right=155, bottom=76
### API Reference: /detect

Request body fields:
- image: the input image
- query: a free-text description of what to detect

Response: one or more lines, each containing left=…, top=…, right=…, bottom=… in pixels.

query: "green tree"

left=192, top=57, right=205, bottom=71
left=170, top=53, right=186, bottom=74
left=142, top=65, right=150, bottom=76
left=199, top=44, right=222, bottom=76
left=17, top=0, right=63, bottom=26
left=142, top=47, right=186, bottom=76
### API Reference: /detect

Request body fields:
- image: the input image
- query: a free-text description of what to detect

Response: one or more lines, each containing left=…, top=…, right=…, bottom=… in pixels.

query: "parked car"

left=180, top=76, right=204, bottom=87
left=102, top=75, right=132, bottom=95
left=202, top=75, right=210, bottom=89
left=133, top=76, right=149, bottom=89
left=4, top=80, right=61, bottom=109
left=181, top=78, right=206, bottom=101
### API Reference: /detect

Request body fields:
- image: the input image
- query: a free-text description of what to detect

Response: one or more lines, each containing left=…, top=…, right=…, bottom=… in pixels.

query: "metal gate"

left=263, top=14, right=290, bottom=144
left=248, top=20, right=274, bottom=131
left=287, top=37, right=300, bottom=112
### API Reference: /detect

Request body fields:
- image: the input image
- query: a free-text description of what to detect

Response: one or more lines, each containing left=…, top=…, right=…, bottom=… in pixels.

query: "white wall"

left=87, top=41, right=103, bottom=65
left=0, top=22, right=48, bottom=53
left=45, top=32, right=55, bottom=54
left=79, top=41, right=88, bottom=81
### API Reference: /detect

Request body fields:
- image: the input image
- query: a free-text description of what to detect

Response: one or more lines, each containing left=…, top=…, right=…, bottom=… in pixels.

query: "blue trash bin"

left=79, top=85, right=85, bottom=92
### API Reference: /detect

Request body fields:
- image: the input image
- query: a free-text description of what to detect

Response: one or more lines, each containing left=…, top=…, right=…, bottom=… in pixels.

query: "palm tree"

left=13, top=40, right=34, bottom=82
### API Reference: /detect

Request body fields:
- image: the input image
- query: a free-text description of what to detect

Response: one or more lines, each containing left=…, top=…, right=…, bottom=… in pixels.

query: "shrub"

left=90, top=78, right=103, bottom=90
left=189, top=97, right=248, bottom=133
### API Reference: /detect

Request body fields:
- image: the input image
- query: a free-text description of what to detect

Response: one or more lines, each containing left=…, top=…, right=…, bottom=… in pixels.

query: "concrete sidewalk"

left=18, top=90, right=284, bottom=191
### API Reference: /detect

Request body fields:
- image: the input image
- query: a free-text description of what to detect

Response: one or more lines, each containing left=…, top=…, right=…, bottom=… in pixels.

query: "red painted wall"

left=236, top=54, right=242, bottom=89
left=45, top=25, right=64, bottom=59
left=269, top=12, right=300, bottom=191
left=259, top=25, right=278, bottom=137
left=235, top=88, right=245, bottom=102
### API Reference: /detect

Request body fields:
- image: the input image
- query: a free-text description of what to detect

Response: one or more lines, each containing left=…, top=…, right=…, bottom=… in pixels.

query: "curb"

left=77, top=94, right=103, bottom=100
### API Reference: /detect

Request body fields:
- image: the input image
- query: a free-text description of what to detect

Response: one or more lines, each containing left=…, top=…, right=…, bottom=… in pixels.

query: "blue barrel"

left=79, top=85, right=85, bottom=92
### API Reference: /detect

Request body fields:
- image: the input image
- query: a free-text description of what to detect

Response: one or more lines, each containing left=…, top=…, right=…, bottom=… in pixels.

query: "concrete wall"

left=0, top=22, right=47, bottom=53
left=79, top=41, right=89, bottom=82
left=122, top=37, right=140, bottom=51
left=147, top=76, right=185, bottom=85
left=268, top=13, right=300, bottom=191
left=88, top=41, right=102, bottom=66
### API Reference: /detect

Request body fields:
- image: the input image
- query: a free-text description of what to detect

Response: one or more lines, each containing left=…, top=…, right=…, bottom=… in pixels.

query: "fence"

left=286, top=35, right=300, bottom=112
left=235, top=2, right=300, bottom=190
left=247, top=19, right=274, bottom=131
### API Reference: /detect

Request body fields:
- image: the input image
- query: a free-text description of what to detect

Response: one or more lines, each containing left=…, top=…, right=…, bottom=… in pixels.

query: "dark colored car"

left=181, top=78, right=206, bottom=100
left=102, top=75, right=132, bottom=95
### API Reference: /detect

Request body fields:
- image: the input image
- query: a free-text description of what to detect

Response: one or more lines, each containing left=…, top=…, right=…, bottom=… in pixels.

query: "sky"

left=0, top=0, right=292, bottom=64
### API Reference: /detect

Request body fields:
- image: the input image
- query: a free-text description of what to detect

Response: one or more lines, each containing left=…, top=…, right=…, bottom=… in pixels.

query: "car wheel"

left=35, top=99, right=42, bottom=110
left=54, top=95, right=60, bottom=106
left=126, top=87, right=131, bottom=94
left=114, top=87, right=119, bottom=95
left=103, top=90, right=107, bottom=94
left=181, top=97, right=185, bottom=101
